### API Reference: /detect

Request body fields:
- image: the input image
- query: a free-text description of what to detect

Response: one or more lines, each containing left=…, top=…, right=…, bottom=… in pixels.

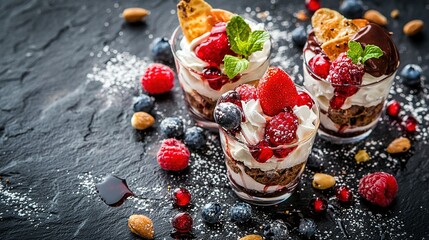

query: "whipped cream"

left=175, top=21, right=271, bottom=100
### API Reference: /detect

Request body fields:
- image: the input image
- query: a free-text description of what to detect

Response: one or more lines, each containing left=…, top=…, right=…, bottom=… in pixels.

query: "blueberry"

left=400, top=64, right=422, bottom=87
left=160, top=117, right=184, bottom=138
left=201, top=202, right=222, bottom=224
left=298, top=218, right=317, bottom=239
left=133, top=94, right=155, bottom=113
left=229, top=202, right=252, bottom=223
left=291, top=26, right=307, bottom=47
left=151, top=37, right=174, bottom=64
left=339, top=0, right=364, bottom=19
left=263, top=220, right=289, bottom=240
left=184, top=126, right=206, bottom=150
left=214, top=103, right=242, bottom=130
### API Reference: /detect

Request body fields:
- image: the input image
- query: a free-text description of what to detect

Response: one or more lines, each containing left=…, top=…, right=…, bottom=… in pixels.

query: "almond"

left=364, top=10, right=388, bottom=26
left=355, top=150, right=371, bottom=164
left=240, top=235, right=263, bottom=240
left=390, top=9, right=400, bottom=19
left=131, top=112, right=155, bottom=130
left=128, top=214, right=154, bottom=239
left=122, top=8, right=150, bottom=23
left=387, top=137, right=411, bottom=154
left=403, top=20, right=424, bottom=36
left=312, top=173, right=336, bottom=190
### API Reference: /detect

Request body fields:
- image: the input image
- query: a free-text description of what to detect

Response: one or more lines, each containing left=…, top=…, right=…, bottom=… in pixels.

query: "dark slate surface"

left=1, top=0, right=428, bottom=239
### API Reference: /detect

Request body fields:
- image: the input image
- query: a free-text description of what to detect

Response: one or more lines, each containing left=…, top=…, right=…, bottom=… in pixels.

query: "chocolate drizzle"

left=304, top=31, right=322, bottom=54
left=351, top=23, right=399, bottom=77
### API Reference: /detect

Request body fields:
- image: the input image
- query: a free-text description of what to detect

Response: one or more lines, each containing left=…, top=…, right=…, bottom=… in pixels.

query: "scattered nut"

left=294, top=10, right=308, bottom=21
left=363, top=10, right=388, bottom=26
left=122, top=8, right=150, bottom=23
left=312, top=173, right=336, bottom=190
left=387, top=137, right=411, bottom=154
left=403, top=20, right=424, bottom=36
left=240, top=235, right=263, bottom=240
left=390, top=9, right=400, bottom=19
left=355, top=150, right=371, bottom=164
left=131, top=112, right=155, bottom=130
left=128, top=214, right=154, bottom=239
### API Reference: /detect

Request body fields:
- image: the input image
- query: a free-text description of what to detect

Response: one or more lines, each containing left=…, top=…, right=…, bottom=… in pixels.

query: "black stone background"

left=1, top=0, right=428, bottom=239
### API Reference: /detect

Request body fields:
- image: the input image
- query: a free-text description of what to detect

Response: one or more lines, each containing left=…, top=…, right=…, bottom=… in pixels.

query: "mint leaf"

left=223, top=55, right=249, bottom=79
left=247, top=30, right=270, bottom=56
left=362, top=44, right=383, bottom=63
left=226, top=16, right=251, bottom=55
left=347, top=40, right=363, bottom=64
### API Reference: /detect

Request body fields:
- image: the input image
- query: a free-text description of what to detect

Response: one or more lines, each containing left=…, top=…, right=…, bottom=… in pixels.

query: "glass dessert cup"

left=218, top=86, right=320, bottom=206
left=170, top=26, right=270, bottom=131
left=303, top=53, right=397, bottom=144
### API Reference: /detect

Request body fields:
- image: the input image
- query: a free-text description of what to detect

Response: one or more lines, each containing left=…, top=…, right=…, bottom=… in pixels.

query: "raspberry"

left=309, top=54, right=331, bottom=79
left=257, top=67, right=299, bottom=116
left=157, top=139, right=190, bottom=171
left=141, top=63, right=175, bottom=94
left=236, top=84, right=257, bottom=102
left=358, top=172, right=398, bottom=207
left=195, top=23, right=234, bottom=66
left=265, top=112, right=299, bottom=146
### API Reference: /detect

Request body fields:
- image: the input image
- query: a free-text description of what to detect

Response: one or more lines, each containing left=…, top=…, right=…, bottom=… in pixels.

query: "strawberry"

left=195, top=23, right=234, bottom=66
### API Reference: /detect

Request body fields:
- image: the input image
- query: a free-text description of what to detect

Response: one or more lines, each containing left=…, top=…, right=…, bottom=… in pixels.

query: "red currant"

left=309, top=54, right=330, bottom=79
left=310, top=197, right=327, bottom=213
left=386, top=100, right=401, bottom=117
left=402, top=115, right=418, bottom=133
left=336, top=186, right=353, bottom=203
left=306, top=0, right=321, bottom=12
left=172, top=212, right=193, bottom=233
left=172, top=188, right=191, bottom=207
left=296, top=92, right=314, bottom=108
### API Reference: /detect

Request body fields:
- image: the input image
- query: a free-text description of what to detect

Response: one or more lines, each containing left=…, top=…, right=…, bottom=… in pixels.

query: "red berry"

left=358, top=172, right=398, bottom=207
left=249, top=140, right=273, bottom=163
left=273, top=146, right=296, bottom=158
left=172, top=188, right=191, bottom=207
left=172, top=212, right=193, bottom=233
left=265, top=112, right=299, bottom=146
left=336, top=186, right=353, bottom=203
left=141, top=63, right=175, bottom=94
left=296, top=91, right=314, bottom=108
left=309, top=54, right=331, bottom=79
left=257, top=67, right=299, bottom=116
left=236, top=84, right=257, bottom=102
left=157, top=139, right=190, bottom=171
left=306, top=0, right=320, bottom=12
left=329, top=93, right=347, bottom=110
left=195, top=23, right=234, bottom=66
left=386, top=100, right=401, bottom=117
left=402, top=115, right=418, bottom=133
left=201, top=66, right=230, bottom=90
left=310, top=197, right=327, bottom=213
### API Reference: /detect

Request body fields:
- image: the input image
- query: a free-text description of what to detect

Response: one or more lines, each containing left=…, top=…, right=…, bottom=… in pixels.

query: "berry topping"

left=151, top=37, right=174, bottom=64
left=296, top=91, right=314, bottom=109
left=273, top=146, right=296, bottom=159
left=172, top=212, right=193, bottom=233
left=402, top=115, right=418, bottom=133
left=133, top=94, right=155, bottom=113
left=202, top=66, right=230, bottom=90
left=195, top=23, right=234, bottom=66
left=305, top=0, right=321, bottom=12
left=249, top=140, right=274, bottom=163
left=386, top=100, right=401, bottom=117
left=236, top=84, right=257, bottom=102
left=157, top=139, right=190, bottom=171
left=336, top=186, right=353, bottom=203
left=141, top=63, right=175, bottom=94
left=310, top=197, right=328, bottom=213
left=160, top=117, right=184, bottom=139
left=400, top=64, right=422, bottom=87
left=358, top=172, right=398, bottom=207
left=328, top=53, right=364, bottom=109
left=291, top=26, right=307, bottom=47
left=265, top=112, right=299, bottom=146
left=262, top=220, right=289, bottom=240
left=201, top=202, right=222, bottom=224
left=257, top=67, right=299, bottom=116
left=298, top=218, right=317, bottom=239
left=339, top=0, right=364, bottom=19
left=218, top=90, right=242, bottom=107
left=172, top=187, right=191, bottom=207
left=229, top=202, right=252, bottom=224
left=184, top=126, right=207, bottom=150
left=214, top=103, right=242, bottom=130
left=309, top=54, right=331, bottom=79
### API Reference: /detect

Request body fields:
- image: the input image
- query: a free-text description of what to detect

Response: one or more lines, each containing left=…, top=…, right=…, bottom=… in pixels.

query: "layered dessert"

left=214, top=67, right=319, bottom=205
left=303, top=9, right=399, bottom=143
left=172, top=0, right=271, bottom=127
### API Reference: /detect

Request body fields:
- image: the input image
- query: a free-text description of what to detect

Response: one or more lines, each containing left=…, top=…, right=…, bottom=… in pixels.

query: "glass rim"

left=219, top=85, right=320, bottom=149
left=302, top=50, right=399, bottom=88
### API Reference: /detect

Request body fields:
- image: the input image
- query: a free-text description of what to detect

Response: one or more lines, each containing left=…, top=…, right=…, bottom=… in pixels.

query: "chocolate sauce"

left=95, top=175, right=135, bottom=207
left=351, top=23, right=399, bottom=77
left=303, top=31, right=322, bottom=55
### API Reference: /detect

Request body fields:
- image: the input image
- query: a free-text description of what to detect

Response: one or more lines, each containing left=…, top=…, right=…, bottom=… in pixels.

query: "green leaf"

left=347, top=40, right=363, bottom=64
left=246, top=30, right=270, bottom=57
left=223, top=55, right=249, bottom=79
left=362, top=44, right=384, bottom=63
left=226, top=16, right=251, bottom=55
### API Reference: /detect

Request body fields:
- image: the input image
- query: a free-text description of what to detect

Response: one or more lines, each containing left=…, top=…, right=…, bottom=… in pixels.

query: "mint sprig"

left=347, top=40, right=383, bottom=65
left=223, top=16, right=269, bottom=79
